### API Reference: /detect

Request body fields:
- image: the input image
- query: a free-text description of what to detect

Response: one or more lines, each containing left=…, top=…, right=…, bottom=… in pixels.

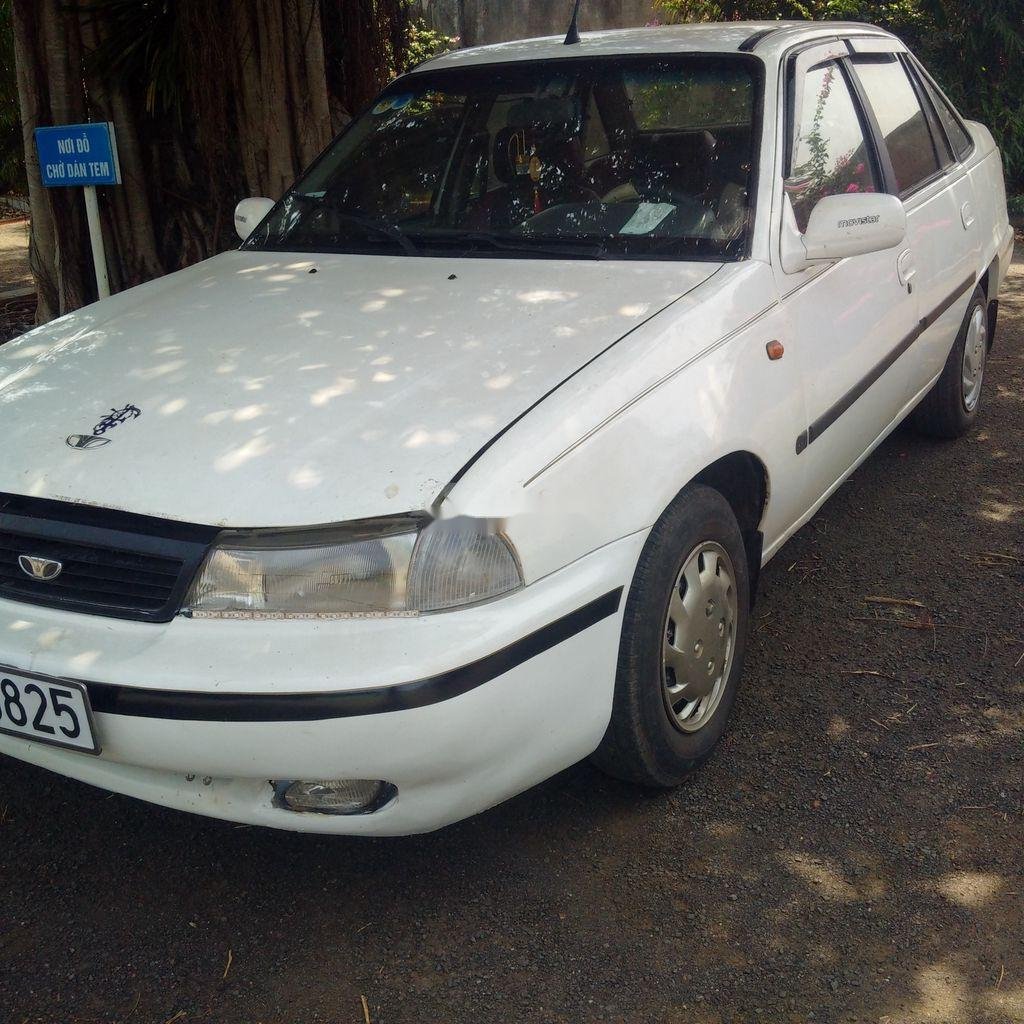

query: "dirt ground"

left=0, top=216, right=32, bottom=296
left=0, top=252, right=1021, bottom=1024
left=0, top=292, right=35, bottom=344
left=0, top=216, right=35, bottom=343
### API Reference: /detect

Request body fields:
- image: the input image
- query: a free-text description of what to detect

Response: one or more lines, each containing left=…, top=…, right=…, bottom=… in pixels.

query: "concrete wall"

left=415, top=0, right=660, bottom=47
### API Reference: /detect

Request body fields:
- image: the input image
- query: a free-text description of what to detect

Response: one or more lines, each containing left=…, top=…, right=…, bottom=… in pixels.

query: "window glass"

left=624, top=66, right=753, bottom=130
left=582, top=92, right=611, bottom=161
left=919, top=73, right=972, bottom=159
left=245, top=57, right=761, bottom=262
left=786, top=62, right=877, bottom=232
left=854, top=58, right=941, bottom=193
left=295, top=91, right=468, bottom=222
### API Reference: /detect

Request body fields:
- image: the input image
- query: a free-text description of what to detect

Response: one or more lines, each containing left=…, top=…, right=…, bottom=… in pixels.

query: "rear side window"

left=853, top=58, right=941, bottom=194
left=786, top=61, right=878, bottom=232
left=918, top=73, right=972, bottom=160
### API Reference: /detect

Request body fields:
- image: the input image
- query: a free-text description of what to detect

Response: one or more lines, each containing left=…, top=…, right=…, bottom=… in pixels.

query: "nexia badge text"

left=837, top=214, right=881, bottom=229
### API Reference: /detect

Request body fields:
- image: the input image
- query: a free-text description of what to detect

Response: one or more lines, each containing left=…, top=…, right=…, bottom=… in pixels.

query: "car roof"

left=420, top=21, right=898, bottom=70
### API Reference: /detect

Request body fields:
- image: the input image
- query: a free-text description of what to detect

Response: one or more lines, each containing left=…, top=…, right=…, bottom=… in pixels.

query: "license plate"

left=0, top=669, right=99, bottom=754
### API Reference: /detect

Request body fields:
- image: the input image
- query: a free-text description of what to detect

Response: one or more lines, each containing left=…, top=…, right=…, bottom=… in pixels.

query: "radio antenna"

left=564, top=0, right=583, bottom=45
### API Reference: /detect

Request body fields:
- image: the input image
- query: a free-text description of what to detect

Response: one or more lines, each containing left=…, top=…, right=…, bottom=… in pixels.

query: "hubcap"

left=961, top=305, right=987, bottom=412
left=662, top=541, right=737, bottom=733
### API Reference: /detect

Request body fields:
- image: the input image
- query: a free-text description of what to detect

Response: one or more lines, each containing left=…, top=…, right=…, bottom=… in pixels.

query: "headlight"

left=184, top=515, right=523, bottom=619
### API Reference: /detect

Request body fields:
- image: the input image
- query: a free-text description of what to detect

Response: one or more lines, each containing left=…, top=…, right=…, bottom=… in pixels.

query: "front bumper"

left=0, top=531, right=644, bottom=835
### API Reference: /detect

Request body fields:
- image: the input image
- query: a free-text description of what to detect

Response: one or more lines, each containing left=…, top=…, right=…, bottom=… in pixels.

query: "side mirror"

left=799, top=192, right=906, bottom=265
left=234, top=197, right=275, bottom=242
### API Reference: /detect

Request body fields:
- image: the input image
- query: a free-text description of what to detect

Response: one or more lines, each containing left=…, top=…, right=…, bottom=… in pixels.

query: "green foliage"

left=403, top=18, right=458, bottom=72
left=83, top=0, right=188, bottom=120
left=0, top=0, right=26, bottom=193
left=653, top=0, right=921, bottom=30
left=801, top=65, right=835, bottom=185
left=653, top=0, right=1023, bottom=190
left=913, top=0, right=1024, bottom=193
left=628, top=66, right=753, bottom=129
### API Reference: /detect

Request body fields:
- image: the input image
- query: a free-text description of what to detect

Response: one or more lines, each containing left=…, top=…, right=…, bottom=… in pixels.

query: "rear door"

left=847, top=48, right=978, bottom=400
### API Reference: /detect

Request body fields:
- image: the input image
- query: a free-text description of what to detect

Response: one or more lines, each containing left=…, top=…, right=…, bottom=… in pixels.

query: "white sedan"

left=0, top=21, right=1012, bottom=834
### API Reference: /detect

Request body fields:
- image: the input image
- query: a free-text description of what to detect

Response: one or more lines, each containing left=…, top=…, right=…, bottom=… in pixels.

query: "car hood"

left=0, top=250, right=718, bottom=526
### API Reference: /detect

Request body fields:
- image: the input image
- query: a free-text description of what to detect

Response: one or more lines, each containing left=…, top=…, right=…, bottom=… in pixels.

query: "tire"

left=593, top=484, right=750, bottom=788
left=911, top=286, right=989, bottom=439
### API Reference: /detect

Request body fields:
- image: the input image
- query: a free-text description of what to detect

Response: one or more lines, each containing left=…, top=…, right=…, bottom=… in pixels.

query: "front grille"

left=0, top=532, right=184, bottom=617
left=0, top=494, right=219, bottom=623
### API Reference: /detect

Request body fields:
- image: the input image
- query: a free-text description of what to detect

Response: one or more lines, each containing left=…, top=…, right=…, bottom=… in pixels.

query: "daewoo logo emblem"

left=18, top=555, right=63, bottom=581
left=66, top=434, right=111, bottom=450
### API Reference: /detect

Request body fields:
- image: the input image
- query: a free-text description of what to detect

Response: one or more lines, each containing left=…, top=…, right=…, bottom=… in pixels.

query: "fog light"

left=275, top=779, right=394, bottom=815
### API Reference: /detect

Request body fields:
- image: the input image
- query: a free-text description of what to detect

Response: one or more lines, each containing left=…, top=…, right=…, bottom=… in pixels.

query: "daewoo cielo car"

left=0, top=22, right=1012, bottom=834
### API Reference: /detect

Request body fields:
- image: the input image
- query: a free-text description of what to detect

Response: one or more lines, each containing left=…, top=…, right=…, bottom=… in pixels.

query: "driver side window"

left=786, top=61, right=878, bottom=232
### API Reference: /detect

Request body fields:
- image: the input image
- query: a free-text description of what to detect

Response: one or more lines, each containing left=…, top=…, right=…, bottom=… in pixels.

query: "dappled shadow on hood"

left=0, top=250, right=711, bottom=525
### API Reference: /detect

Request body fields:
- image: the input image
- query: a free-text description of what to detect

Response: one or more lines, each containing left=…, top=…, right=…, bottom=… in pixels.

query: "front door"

left=774, top=52, right=919, bottom=509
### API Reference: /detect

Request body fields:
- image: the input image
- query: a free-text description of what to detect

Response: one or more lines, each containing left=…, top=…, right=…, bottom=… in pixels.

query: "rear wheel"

left=593, top=485, right=750, bottom=788
left=912, top=286, right=988, bottom=438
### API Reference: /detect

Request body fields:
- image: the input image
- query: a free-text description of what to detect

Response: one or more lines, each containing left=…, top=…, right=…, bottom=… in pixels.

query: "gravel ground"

left=1, top=252, right=1022, bottom=1024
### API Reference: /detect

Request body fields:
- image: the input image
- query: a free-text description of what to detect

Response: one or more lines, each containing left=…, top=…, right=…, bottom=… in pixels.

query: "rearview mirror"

left=234, top=197, right=275, bottom=242
left=800, top=192, right=906, bottom=264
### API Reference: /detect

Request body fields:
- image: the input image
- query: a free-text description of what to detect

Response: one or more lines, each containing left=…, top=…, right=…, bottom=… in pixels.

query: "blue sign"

left=34, top=122, right=121, bottom=188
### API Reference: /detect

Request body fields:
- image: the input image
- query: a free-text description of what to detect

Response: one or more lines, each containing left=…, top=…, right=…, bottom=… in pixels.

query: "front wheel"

left=911, top=286, right=989, bottom=438
left=593, top=484, right=750, bottom=788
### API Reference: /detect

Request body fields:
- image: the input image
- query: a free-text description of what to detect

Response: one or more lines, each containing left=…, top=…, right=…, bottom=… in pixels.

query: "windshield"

left=245, top=55, right=761, bottom=261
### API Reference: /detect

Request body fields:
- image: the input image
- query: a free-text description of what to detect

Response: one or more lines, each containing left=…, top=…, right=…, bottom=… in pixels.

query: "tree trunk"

left=11, top=0, right=90, bottom=321
left=8, top=0, right=394, bottom=324
left=77, top=8, right=162, bottom=290
left=255, top=0, right=298, bottom=198
left=232, top=0, right=268, bottom=195
left=287, top=0, right=332, bottom=169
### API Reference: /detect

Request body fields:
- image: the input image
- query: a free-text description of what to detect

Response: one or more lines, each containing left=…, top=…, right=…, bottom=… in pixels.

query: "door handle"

left=896, top=249, right=916, bottom=292
left=961, top=201, right=975, bottom=229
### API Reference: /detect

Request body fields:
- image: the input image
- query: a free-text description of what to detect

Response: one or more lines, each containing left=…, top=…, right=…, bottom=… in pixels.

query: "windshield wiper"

left=416, top=231, right=607, bottom=260
left=288, top=194, right=421, bottom=256
left=332, top=212, right=421, bottom=256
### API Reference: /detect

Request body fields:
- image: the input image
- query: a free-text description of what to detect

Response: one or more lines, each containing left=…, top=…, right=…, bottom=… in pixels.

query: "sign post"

left=82, top=186, right=109, bottom=299
left=34, top=122, right=121, bottom=300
